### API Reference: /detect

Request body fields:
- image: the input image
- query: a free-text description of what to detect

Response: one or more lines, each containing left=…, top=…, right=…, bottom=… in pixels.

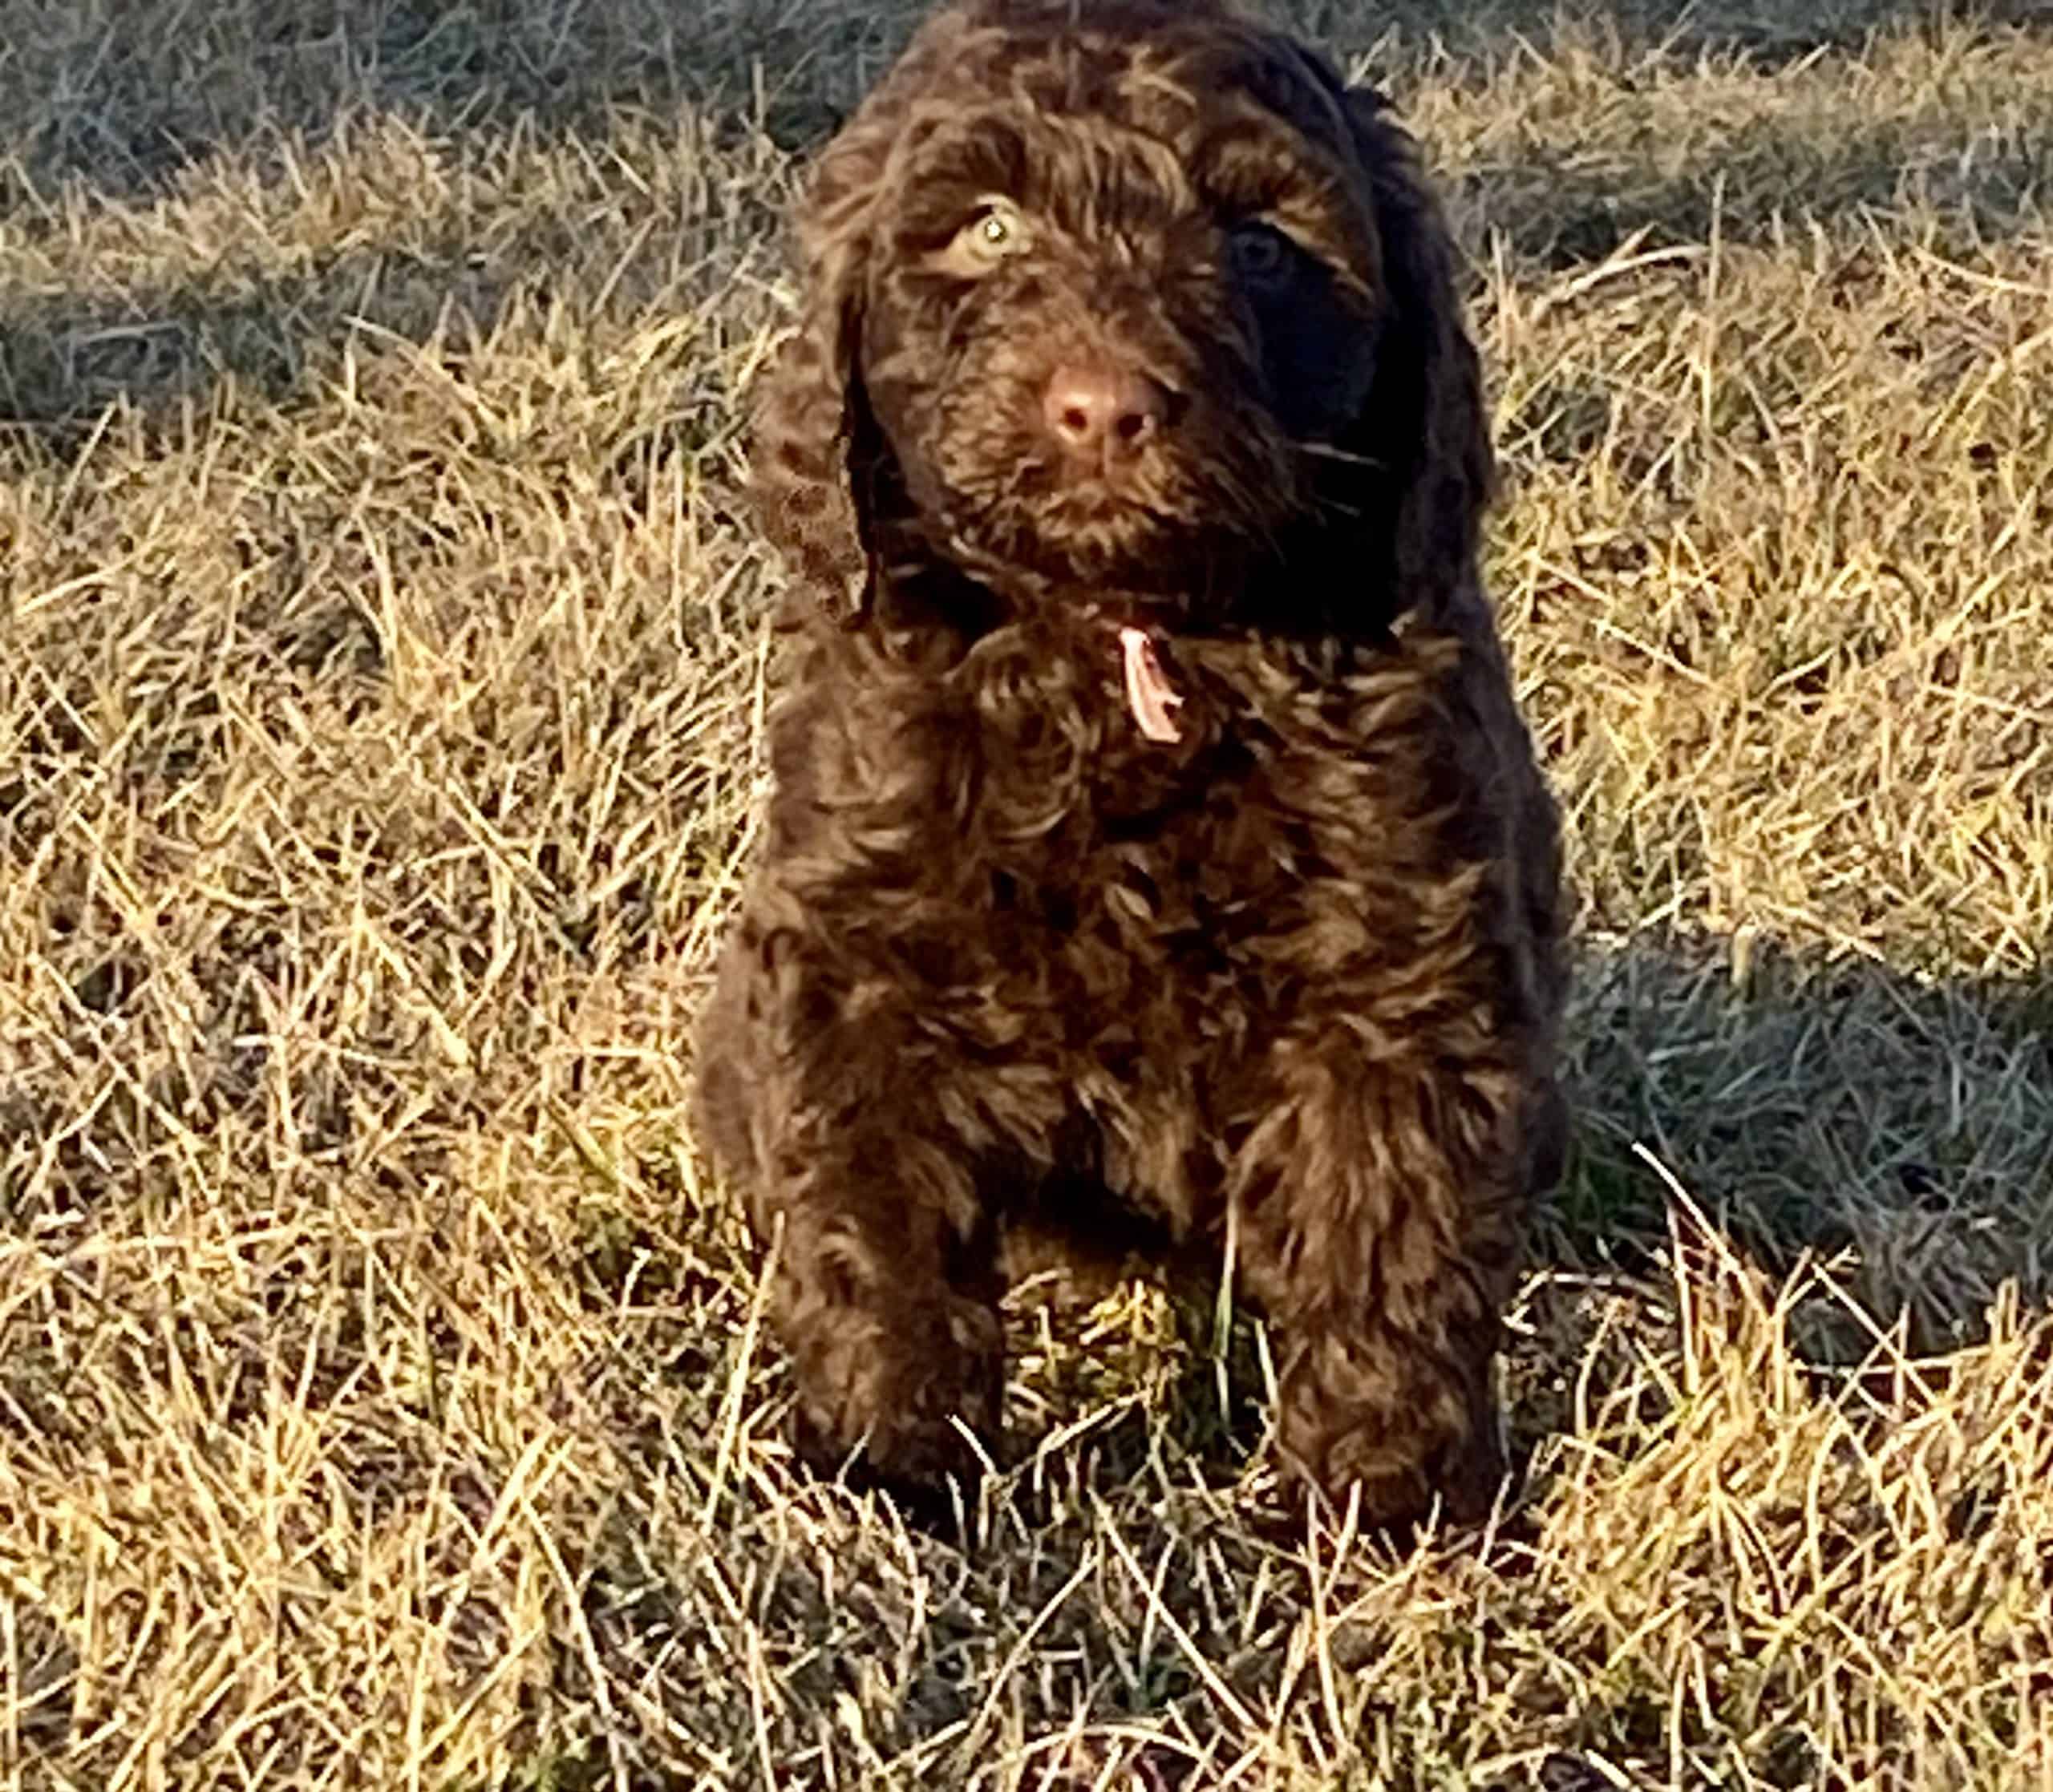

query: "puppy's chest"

left=789, top=621, right=1456, bottom=1075
left=807, top=620, right=1437, bottom=957
left=950, top=625, right=1252, bottom=847
left=931, top=630, right=1375, bottom=970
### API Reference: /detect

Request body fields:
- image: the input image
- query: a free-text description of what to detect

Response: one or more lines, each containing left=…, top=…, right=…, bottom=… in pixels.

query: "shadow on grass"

left=1452, top=105, right=2053, bottom=269
left=0, top=233, right=524, bottom=456
left=1292, top=0, right=2053, bottom=64
left=6, top=0, right=2049, bottom=208
left=1555, top=932, right=2053, bottom=1346
left=0, top=0, right=903, bottom=210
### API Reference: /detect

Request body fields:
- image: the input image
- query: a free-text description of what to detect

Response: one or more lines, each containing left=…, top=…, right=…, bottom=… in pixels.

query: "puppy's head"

left=751, top=0, right=1489, bottom=632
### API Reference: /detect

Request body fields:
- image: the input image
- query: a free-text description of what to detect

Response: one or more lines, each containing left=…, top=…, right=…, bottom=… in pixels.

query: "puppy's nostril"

left=1043, top=363, right=1171, bottom=459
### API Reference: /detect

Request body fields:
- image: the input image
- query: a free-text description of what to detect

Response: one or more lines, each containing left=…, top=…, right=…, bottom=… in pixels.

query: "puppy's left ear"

left=1331, top=83, right=1496, bottom=627
left=749, top=15, right=962, bottom=622
left=747, top=113, right=896, bottom=622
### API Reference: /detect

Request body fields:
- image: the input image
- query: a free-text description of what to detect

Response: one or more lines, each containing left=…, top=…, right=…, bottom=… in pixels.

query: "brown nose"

left=1042, top=363, right=1171, bottom=461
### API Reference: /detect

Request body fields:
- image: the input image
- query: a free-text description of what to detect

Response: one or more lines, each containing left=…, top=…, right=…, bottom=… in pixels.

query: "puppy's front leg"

left=1225, top=1034, right=1533, bottom=1529
left=769, top=1135, right=1004, bottom=1500
left=694, top=925, right=1006, bottom=1506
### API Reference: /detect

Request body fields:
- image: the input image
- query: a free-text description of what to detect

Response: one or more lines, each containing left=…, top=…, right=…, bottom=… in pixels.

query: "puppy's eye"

left=1228, top=221, right=1296, bottom=289
left=950, top=197, right=1034, bottom=269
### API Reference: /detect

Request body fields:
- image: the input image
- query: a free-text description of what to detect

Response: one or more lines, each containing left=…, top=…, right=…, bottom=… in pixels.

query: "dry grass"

left=3, top=2, right=2051, bottom=1786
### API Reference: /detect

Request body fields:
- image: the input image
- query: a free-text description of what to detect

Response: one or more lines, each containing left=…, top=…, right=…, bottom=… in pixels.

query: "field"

left=3, top=0, right=2051, bottom=1785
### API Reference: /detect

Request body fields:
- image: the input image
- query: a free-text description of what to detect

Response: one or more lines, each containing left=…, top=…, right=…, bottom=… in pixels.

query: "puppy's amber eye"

left=1228, top=221, right=1295, bottom=289
left=949, top=197, right=1033, bottom=269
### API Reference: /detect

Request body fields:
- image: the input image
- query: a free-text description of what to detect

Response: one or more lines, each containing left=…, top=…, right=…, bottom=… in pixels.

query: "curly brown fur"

left=694, top=0, right=1569, bottom=1528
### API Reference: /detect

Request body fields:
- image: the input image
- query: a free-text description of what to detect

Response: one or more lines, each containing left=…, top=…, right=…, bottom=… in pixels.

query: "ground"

left=2, top=1, right=2051, bottom=1786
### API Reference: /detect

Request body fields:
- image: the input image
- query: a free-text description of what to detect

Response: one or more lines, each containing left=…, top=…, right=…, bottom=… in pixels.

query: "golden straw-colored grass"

left=2, top=2, right=2049, bottom=1786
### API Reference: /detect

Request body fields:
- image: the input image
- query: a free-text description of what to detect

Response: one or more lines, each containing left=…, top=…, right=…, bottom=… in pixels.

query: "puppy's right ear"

left=750, top=30, right=945, bottom=622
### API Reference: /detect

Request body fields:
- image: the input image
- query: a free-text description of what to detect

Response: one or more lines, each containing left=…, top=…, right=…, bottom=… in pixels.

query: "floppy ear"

left=1330, top=86, right=1496, bottom=629
left=749, top=32, right=945, bottom=621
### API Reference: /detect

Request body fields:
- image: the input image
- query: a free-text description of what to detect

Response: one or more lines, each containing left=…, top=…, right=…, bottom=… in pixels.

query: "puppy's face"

left=852, top=21, right=1390, bottom=595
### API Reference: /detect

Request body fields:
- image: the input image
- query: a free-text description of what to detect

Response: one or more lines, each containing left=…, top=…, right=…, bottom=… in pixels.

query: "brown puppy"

left=695, top=0, right=1569, bottom=1528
